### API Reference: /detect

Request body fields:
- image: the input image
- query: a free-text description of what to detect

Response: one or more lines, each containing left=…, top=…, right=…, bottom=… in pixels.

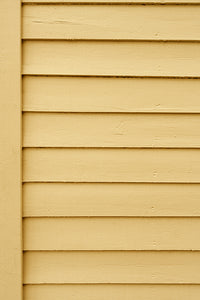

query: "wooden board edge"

left=21, top=1, right=200, bottom=4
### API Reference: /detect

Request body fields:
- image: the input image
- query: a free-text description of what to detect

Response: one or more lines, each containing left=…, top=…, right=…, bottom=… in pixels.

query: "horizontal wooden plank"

left=23, top=76, right=200, bottom=113
left=22, top=5, right=200, bottom=40
left=23, top=284, right=200, bottom=300
left=22, top=41, right=200, bottom=76
left=22, top=0, right=200, bottom=4
left=23, top=148, right=200, bottom=182
left=23, top=183, right=200, bottom=217
left=24, top=217, right=200, bottom=250
left=24, top=251, right=200, bottom=283
left=23, top=112, right=200, bottom=148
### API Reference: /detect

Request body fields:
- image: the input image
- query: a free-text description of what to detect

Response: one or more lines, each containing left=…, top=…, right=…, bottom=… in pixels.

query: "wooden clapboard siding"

left=22, top=1, right=200, bottom=298
left=22, top=41, right=200, bottom=76
left=23, top=76, right=200, bottom=113
left=23, top=284, right=200, bottom=300
left=24, top=217, right=200, bottom=250
left=23, top=148, right=200, bottom=182
left=24, top=251, right=200, bottom=284
left=23, top=183, right=200, bottom=217
left=22, top=5, right=200, bottom=40
left=23, top=112, right=200, bottom=148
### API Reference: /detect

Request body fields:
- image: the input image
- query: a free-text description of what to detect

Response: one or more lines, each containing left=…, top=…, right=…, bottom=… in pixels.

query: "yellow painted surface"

left=0, top=1, right=22, bottom=299
left=2, top=1, right=200, bottom=299
left=23, top=41, right=200, bottom=76
left=23, top=183, right=200, bottom=216
left=23, top=76, right=200, bottom=113
left=23, top=217, right=200, bottom=250
left=23, top=112, right=200, bottom=147
left=23, top=284, right=200, bottom=300
left=23, top=148, right=200, bottom=182
left=12, top=1, right=200, bottom=298
left=24, top=251, right=200, bottom=283
left=22, top=0, right=200, bottom=3
left=22, top=5, right=200, bottom=40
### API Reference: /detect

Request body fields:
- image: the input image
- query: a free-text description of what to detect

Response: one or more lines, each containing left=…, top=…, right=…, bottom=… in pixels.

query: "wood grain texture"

left=23, top=148, right=200, bottom=182
left=23, top=76, right=200, bottom=113
left=23, top=284, right=200, bottom=300
left=24, top=251, right=200, bottom=283
left=24, top=217, right=200, bottom=250
left=23, top=112, right=200, bottom=148
left=22, top=41, right=200, bottom=76
left=23, top=183, right=200, bottom=217
left=0, top=1, right=22, bottom=299
left=22, top=5, right=200, bottom=40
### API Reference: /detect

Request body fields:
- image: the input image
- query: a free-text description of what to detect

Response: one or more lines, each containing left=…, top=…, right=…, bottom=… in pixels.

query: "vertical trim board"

left=0, top=1, right=22, bottom=300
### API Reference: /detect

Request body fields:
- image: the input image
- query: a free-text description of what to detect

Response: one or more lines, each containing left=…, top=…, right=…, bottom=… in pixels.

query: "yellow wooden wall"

left=22, top=1, right=200, bottom=299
